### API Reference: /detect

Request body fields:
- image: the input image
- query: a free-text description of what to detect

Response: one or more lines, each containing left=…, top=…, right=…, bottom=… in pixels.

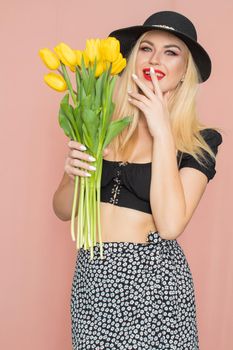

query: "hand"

left=128, top=67, right=171, bottom=138
left=65, top=140, right=109, bottom=181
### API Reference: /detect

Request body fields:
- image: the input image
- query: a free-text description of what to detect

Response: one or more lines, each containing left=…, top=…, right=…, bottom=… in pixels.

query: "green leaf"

left=73, top=103, right=83, bottom=140
left=109, top=101, right=116, bottom=121
left=82, top=108, right=99, bottom=140
left=81, top=55, right=89, bottom=94
left=80, top=94, right=92, bottom=110
left=95, top=74, right=105, bottom=109
left=60, top=95, right=81, bottom=140
left=61, top=93, right=69, bottom=105
left=87, top=58, right=97, bottom=96
left=109, top=75, right=117, bottom=100
left=58, top=107, right=75, bottom=139
left=101, top=70, right=109, bottom=103
left=75, top=68, right=81, bottom=102
left=70, top=104, right=81, bottom=141
left=103, top=116, right=133, bottom=149
left=60, top=101, right=75, bottom=124
left=82, top=123, right=93, bottom=149
left=79, top=82, right=86, bottom=101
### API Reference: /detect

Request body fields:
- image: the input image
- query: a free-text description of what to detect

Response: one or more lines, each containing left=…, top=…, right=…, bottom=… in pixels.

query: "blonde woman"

left=53, top=10, right=223, bottom=350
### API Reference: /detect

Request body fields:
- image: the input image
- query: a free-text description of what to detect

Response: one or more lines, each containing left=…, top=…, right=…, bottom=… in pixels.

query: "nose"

left=149, top=50, right=161, bottom=65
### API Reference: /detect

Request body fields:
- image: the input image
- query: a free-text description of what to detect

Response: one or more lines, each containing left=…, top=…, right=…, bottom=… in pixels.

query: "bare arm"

left=53, top=173, right=79, bottom=221
left=150, top=127, right=208, bottom=240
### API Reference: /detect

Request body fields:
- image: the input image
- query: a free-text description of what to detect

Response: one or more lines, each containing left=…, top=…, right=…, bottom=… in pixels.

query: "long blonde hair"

left=110, top=30, right=223, bottom=166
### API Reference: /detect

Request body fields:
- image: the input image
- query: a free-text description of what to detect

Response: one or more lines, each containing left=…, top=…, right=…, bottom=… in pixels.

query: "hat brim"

left=109, top=25, right=211, bottom=83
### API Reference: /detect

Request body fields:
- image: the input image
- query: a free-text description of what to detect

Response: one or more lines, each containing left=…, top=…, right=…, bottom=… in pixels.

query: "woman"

left=53, top=10, right=223, bottom=350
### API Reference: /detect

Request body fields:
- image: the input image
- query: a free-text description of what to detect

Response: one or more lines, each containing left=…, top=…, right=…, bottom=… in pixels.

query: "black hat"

left=108, top=11, right=211, bottom=83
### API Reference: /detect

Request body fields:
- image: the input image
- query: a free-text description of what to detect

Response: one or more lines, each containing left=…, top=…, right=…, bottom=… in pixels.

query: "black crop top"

left=100, top=129, right=223, bottom=214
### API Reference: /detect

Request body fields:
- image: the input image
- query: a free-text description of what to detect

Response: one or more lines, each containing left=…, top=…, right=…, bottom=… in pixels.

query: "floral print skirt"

left=70, top=231, right=199, bottom=349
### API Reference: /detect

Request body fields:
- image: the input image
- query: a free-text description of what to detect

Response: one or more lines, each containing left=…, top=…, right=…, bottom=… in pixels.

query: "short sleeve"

left=179, top=129, right=223, bottom=182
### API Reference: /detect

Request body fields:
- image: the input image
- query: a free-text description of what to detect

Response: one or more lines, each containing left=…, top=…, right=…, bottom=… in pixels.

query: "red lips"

left=143, top=68, right=165, bottom=81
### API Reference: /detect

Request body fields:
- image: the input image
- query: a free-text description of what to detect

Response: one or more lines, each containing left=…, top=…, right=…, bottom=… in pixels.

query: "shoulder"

left=179, top=128, right=223, bottom=183
left=200, top=128, right=223, bottom=150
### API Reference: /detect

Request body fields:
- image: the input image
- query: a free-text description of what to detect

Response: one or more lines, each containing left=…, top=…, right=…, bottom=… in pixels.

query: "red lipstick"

left=143, top=68, right=165, bottom=81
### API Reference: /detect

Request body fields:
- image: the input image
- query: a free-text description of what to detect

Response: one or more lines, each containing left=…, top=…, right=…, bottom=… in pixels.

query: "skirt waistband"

left=81, top=230, right=178, bottom=258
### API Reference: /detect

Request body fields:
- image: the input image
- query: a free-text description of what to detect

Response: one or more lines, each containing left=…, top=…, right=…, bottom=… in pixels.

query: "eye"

left=140, top=47, right=178, bottom=55
left=166, top=50, right=177, bottom=55
left=140, top=46, right=152, bottom=52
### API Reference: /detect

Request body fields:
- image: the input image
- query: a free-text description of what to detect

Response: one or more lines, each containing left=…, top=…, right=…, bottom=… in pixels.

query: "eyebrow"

left=140, top=40, right=182, bottom=51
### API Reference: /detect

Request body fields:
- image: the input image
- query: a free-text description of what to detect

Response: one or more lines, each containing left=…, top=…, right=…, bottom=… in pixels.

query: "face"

left=135, top=30, right=189, bottom=94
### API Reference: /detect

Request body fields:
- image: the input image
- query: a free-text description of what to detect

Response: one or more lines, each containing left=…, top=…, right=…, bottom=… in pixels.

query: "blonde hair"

left=109, top=30, right=224, bottom=167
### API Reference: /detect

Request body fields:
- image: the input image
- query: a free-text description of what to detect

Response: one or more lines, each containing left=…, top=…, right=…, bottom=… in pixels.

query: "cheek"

left=165, top=58, right=186, bottom=85
left=169, top=58, right=185, bottom=74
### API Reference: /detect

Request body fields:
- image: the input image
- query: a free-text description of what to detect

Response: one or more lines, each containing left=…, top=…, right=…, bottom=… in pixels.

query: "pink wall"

left=1, top=0, right=232, bottom=349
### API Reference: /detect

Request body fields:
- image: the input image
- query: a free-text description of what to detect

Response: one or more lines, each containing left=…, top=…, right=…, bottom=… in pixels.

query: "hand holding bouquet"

left=39, top=37, right=132, bottom=260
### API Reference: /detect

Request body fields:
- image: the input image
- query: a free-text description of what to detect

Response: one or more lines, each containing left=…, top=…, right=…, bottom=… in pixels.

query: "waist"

left=95, top=202, right=157, bottom=243
left=81, top=231, right=179, bottom=258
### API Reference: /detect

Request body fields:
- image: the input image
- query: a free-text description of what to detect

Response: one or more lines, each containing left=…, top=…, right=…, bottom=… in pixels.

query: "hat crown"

left=143, top=11, right=197, bottom=41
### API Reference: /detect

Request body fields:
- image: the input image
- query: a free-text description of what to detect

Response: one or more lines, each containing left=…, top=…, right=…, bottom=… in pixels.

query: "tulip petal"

left=39, top=48, right=60, bottom=70
left=44, top=72, right=67, bottom=92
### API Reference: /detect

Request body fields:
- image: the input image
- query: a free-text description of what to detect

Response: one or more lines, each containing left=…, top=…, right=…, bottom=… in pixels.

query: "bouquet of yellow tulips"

left=39, top=38, right=132, bottom=260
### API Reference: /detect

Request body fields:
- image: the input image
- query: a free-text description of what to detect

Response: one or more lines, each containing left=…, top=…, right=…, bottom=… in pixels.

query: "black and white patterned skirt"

left=70, top=231, right=199, bottom=349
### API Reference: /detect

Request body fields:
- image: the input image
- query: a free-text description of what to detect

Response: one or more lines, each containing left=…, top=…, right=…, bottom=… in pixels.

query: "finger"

left=67, top=164, right=92, bottom=178
left=68, top=140, right=86, bottom=151
left=128, top=91, right=150, bottom=106
left=150, top=67, right=163, bottom=100
left=69, top=149, right=96, bottom=163
left=64, top=160, right=91, bottom=178
left=132, top=73, right=155, bottom=100
left=128, top=96, right=148, bottom=113
left=70, top=158, right=97, bottom=172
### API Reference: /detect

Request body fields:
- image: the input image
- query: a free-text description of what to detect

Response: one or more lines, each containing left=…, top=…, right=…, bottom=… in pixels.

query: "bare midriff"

left=94, top=123, right=158, bottom=243
left=95, top=202, right=158, bottom=243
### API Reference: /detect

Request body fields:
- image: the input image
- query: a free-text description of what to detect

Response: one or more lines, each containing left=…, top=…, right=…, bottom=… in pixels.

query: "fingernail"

left=150, top=67, right=154, bottom=74
left=88, top=156, right=96, bottom=161
left=89, top=165, right=96, bottom=170
left=132, top=73, right=138, bottom=79
left=128, top=89, right=132, bottom=93
left=80, top=145, right=87, bottom=151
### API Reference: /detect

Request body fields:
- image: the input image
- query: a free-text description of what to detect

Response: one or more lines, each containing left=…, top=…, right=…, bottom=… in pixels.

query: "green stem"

left=77, top=176, right=85, bottom=249
left=85, top=176, right=91, bottom=248
left=93, top=179, right=97, bottom=247
left=96, top=156, right=104, bottom=259
left=90, top=180, right=94, bottom=260
left=71, top=175, right=79, bottom=241
left=61, top=63, right=77, bottom=106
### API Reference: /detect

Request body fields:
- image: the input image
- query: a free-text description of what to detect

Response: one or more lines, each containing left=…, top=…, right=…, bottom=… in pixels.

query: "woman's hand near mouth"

left=128, top=67, right=171, bottom=138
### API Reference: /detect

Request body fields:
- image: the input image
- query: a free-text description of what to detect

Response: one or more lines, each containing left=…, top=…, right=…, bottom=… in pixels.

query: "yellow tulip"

left=44, top=72, right=67, bottom=92
left=54, top=42, right=77, bottom=67
left=75, top=50, right=89, bottom=68
left=95, top=60, right=106, bottom=77
left=85, top=38, right=101, bottom=64
left=100, top=37, right=120, bottom=63
left=38, top=48, right=60, bottom=70
left=111, top=53, right=126, bottom=75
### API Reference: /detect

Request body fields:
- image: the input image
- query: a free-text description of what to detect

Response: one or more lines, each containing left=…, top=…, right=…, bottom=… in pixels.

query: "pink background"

left=1, top=0, right=232, bottom=349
